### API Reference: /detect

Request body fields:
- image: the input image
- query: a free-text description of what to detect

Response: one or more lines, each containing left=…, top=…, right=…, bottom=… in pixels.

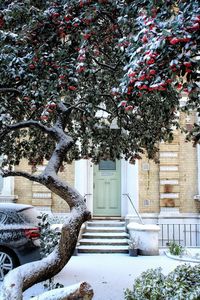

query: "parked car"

left=0, top=203, right=41, bottom=280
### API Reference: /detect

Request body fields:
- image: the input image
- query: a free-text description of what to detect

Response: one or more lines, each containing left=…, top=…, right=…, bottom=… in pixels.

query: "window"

left=99, top=160, right=116, bottom=170
left=0, top=212, right=7, bottom=224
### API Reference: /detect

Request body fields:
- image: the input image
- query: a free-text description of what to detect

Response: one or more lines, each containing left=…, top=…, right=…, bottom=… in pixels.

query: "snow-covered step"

left=82, top=232, right=129, bottom=239
left=78, top=245, right=129, bottom=254
left=79, top=238, right=129, bottom=246
left=87, top=221, right=126, bottom=227
left=77, top=219, right=129, bottom=254
left=86, top=226, right=126, bottom=233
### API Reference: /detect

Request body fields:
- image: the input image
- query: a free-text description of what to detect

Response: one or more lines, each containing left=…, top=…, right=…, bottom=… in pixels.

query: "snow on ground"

left=22, top=252, right=196, bottom=300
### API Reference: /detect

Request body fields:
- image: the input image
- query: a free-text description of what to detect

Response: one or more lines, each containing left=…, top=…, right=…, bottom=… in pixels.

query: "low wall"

left=127, top=222, right=160, bottom=256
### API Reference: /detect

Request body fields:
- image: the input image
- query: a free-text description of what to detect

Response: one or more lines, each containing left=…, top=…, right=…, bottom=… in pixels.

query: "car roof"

left=0, top=203, right=33, bottom=212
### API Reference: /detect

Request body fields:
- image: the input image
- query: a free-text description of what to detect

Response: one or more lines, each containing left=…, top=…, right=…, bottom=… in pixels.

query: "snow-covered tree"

left=0, top=0, right=199, bottom=299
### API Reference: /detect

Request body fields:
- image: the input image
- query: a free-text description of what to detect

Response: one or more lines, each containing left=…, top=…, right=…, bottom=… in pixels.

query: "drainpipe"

left=198, top=144, right=200, bottom=196
left=194, top=114, right=200, bottom=202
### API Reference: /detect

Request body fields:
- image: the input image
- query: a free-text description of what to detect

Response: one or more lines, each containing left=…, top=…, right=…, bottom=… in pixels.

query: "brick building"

left=0, top=113, right=200, bottom=230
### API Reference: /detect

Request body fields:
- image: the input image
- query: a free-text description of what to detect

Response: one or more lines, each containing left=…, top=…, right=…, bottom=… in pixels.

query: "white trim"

left=160, top=166, right=178, bottom=171
left=0, top=176, right=15, bottom=197
left=160, top=193, right=179, bottom=199
left=160, top=152, right=178, bottom=158
left=75, top=159, right=139, bottom=217
left=197, top=144, right=200, bottom=195
left=75, top=159, right=93, bottom=212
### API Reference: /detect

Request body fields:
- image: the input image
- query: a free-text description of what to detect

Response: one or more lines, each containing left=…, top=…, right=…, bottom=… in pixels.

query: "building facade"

left=0, top=114, right=200, bottom=230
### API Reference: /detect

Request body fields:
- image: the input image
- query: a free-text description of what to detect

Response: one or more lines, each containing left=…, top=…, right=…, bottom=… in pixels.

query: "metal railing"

left=123, top=193, right=144, bottom=224
left=159, top=223, right=200, bottom=247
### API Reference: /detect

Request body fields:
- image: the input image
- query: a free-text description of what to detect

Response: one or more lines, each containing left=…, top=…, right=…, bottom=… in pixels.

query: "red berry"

left=83, top=33, right=91, bottom=40
left=183, top=62, right=192, bottom=68
left=52, top=13, right=60, bottom=18
left=48, top=103, right=57, bottom=109
left=147, top=58, right=155, bottom=65
left=125, top=105, right=133, bottom=111
left=142, top=35, right=148, bottom=43
left=177, top=83, right=182, bottom=89
left=79, top=1, right=84, bottom=7
left=138, top=74, right=146, bottom=81
left=29, top=64, right=35, bottom=70
left=40, top=115, right=48, bottom=121
left=64, top=15, right=72, bottom=22
left=23, top=96, right=30, bottom=101
left=68, top=85, right=77, bottom=91
left=128, top=72, right=137, bottom=78
left=149, top=69, right=156, bottom=75
left=119, top=101, right=127, bottom=107
left=0, top=17, right=4, bottom=28
left=77, top=66, right=86, bottom=73
left=166, top=79, right=173, bottom=84
left=169, top=37, right=180, bottom=45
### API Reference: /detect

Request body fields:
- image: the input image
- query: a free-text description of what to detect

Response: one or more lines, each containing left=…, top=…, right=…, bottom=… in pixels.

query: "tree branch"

left=42, top=133, right=74, bottom=175
left=0, top=169, right=41, bottom=182
left=91, top=55, right=117, bottom=70
left=0, top=88, right=20, bottom=94
left=7, top=120, right=54, bottom=135
left=31, top=282, right=93, bottom=300
left=0, top=120, right=55, bottom=143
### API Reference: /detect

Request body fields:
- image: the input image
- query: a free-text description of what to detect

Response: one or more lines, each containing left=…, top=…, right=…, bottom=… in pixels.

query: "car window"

left=0, top=212, right=7, bottom=224
left=19, top=207, right=41, bottom=225
left=3, top=211, right=25, bottom=225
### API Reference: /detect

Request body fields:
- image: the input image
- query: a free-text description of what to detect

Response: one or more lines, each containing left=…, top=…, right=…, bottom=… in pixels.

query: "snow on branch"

left=6, top=120, right=54, bottom=136
left=31, top=282, right=94, bottom=300
left=0, top=169, right=41, bottom=182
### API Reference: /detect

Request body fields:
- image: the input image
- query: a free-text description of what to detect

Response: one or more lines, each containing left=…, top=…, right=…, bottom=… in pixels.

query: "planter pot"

left=129, top=248, right=138, bottom=257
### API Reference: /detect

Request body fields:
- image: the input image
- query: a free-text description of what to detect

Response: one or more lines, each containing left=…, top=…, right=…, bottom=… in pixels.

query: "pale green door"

left=93, top=160, right=121, bottom=216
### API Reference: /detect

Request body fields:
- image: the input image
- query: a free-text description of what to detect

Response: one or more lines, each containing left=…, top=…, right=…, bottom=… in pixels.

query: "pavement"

left=23, top=251, right=196, bottom=300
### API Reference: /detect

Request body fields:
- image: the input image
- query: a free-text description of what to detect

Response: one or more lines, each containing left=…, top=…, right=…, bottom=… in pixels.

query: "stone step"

left=77, top=245, right=129, bottom=253
left=82, top=232, right=129, bottom=239
left=87, top=221, right=125, bottom=227
left=79, top=238, right=129, bottom=246
left=78, top=219, right=129, bottom=254
left=86, top=226, right=126, bottom=233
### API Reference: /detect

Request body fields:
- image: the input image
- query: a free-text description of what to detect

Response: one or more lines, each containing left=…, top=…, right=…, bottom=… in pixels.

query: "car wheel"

left=0, top=250, right=18, bottom=281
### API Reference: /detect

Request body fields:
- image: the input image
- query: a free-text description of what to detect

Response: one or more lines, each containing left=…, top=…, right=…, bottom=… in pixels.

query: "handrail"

left=83, top=193, right=92, bottom=203
left=123, top=193, right=144, bottom=224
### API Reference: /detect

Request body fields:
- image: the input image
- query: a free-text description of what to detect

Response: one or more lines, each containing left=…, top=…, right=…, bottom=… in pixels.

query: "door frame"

left=74, top=159, right=139, bottom=218
left=93, top=160, right=121, bottom=217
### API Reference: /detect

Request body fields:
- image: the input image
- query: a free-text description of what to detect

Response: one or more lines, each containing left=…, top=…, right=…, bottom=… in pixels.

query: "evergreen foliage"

left=0, top=0, right=199, bottom=168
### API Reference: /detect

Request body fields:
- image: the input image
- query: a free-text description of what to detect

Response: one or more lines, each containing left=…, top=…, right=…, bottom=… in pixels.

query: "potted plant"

left=128, top=237, right=139, bottom=257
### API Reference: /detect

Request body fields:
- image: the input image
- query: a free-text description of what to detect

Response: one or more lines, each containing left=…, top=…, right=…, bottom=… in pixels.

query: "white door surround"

left=75, top=159, right=139, bottom=217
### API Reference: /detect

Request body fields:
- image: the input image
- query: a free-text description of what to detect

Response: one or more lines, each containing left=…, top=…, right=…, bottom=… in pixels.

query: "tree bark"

left=31, top=282, right=94, bottom=300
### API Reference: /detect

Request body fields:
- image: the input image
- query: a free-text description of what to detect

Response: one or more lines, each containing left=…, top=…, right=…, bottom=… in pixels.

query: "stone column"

left=0, top=156, right=17, bottom=203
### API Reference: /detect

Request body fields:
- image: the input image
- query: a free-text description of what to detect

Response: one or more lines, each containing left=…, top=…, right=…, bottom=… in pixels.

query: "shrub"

left=168, top=241, right=184, bottom=256
left=124, top=264, right=200, bottom=300
left=37, top=213, right=63, bottom=290
left=38, top=213, right=61, bottom=258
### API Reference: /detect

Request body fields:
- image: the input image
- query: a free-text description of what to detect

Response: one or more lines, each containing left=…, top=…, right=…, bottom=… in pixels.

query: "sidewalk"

left=24, top=252, right=192, bottom=300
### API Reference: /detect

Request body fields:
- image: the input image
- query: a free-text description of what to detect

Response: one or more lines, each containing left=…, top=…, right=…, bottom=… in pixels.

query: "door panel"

left=93, top=160, right=121, bottom=216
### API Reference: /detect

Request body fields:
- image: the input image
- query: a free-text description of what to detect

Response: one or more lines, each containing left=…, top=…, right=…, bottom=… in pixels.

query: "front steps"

left=77, top=220, right=129, bottom=254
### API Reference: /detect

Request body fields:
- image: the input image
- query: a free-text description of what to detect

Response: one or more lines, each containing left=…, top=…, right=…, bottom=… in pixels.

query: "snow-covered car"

left=0, top=203, right=41, bottom=280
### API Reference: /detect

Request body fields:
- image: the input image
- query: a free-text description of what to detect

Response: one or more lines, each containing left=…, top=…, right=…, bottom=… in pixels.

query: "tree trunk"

left=0, top=178, right=91, bottom=300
